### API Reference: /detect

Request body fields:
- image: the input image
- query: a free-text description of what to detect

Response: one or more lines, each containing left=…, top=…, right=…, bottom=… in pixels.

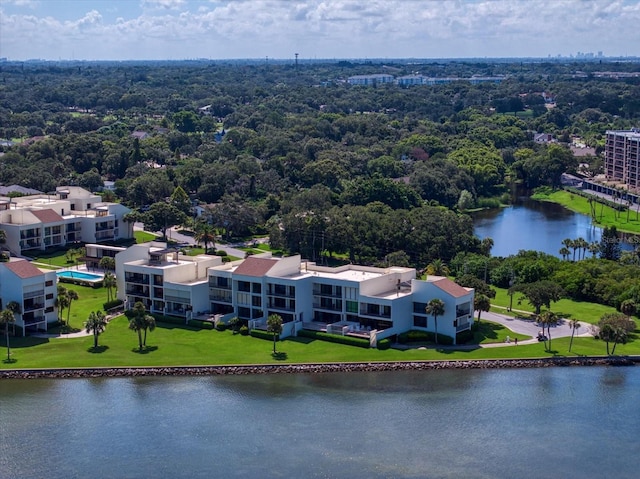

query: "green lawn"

left=489, top=285, right=618, bottom=324
left=532, top=189, right=640, bottom=234
left=3, top=313, right=638, bottom=369
left=135, top=231, right=157, bottom=243
left=58, top=283, right=110, bottom=330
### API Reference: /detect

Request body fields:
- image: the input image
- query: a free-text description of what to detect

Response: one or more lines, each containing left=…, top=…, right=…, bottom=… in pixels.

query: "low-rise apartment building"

left=0, top=186, right=132, bottom=255
left=0, top=256, right=58, bottom=335
left=116, top=242, right=223, bottom=318
left=116, top=244, right=474, bottom=346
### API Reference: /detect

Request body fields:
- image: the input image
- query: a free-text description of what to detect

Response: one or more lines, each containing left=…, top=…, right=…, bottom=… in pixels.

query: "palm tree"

left=0, top=308, right=16, bottom=361
left=425, top=298, right=445, bottom=345
left=588, top=242, right=599, bottom=258
left=85, top=311, right=108, bottom=349
left=538, top=311, right=559, bottom=351
left=620, top=299, right=636, bottom=320
left=103, top=272, right=117, bottom=303
left=559, top=247, right=570, bottom=261
left=194, top=221, right=216, bottom=254
left=425, top=259, right=450, bottom=277
left=98, top=256, right=115, bottom=271
left=129, top=301, right=155, bottom=351
left=576, top=237, right=588, bottom=260
left=474, top=294, right=491, bottom=326
left=65, top=289, right=79, bottom=327
left=568, top=318, right=581, bottom=352
left=267, top=314, right=283, bottom=353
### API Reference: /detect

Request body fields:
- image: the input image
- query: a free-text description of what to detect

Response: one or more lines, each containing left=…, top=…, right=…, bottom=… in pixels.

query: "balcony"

left=267, top=285, right=295, bottom=298
left=126, top=285, right=149, bottom=296
left=23, top=301, right=45, bottom=312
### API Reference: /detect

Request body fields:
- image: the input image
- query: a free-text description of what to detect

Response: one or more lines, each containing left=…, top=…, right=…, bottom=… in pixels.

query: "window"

left=252, top=283, right=261, bottom=294
left=413, top=316, right=427, bottom=328
left=346, top=301, right=358, bottom=313
left=252, top=296, right=262, bottom=307
left=45, top=280, right=54, bottom=287
left=46, top=294, right=54, bottom=300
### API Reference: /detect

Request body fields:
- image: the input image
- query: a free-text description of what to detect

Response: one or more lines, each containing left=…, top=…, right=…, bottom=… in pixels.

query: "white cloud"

left=0, top=0, right=638, bottom=60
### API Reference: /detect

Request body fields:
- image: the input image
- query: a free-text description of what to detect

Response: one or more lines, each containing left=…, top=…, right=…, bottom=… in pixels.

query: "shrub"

left=103, top=299, right=124, bottom=311
left=297, top=329, right=370, bottom=348
left=215, top=250, right=228, bottom=257
left=397, top=330, right=453, bottom=345
left=250, top=329, right=277, bottom=341
left=239, top=325, right=249, bottom=336
left=377, top=338, right=392, bottom=350
left=187, top=319, right=214, bottom=330
left=215, top=321, right=227, bottom=331
left=456, top=329, right=474, bottom=344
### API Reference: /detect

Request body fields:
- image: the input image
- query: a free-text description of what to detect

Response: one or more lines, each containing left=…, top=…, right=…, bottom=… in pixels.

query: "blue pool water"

left=56, top=270, right=103, bottom=281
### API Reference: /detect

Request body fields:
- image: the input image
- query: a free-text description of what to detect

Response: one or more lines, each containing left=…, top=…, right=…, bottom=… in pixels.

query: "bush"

left=103, top=299, right=124, bottom=311
left=456, top=329, right=474, bottom=344
left=250, top=329, right=277, bottom=341
left=187, top=319, right=214, bottom=330
left=297, top=329, right=370, bottom=348
left=239, top=325, right=249, bottom=336
left=215, top=321, right=227, bottom=331
left=377, top=338, right=392, bottom=350
left=215, top=250, right=228, bottom=257
left=397, top=330, right=453, bottom=345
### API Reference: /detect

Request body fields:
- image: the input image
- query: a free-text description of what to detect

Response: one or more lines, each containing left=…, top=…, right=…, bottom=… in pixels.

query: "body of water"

left=1, top=367, right=639, bottom=479
left=473, top=196, right=635, bottom=258
left=56, top=270, right=104, bottom=280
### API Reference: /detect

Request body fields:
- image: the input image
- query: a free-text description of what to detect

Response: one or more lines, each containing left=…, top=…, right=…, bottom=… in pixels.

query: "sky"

left=1, top=0, right=639, bottom=61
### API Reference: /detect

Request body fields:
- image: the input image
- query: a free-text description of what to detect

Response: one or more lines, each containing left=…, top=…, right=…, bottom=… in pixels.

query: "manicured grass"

left=58, top=283, right=110, bottom=329
left=135, top=231, right=158, bottom=243
left=27, top=249, right=76, bottom=268
left=489, top=285, right=618, bottom=324
left=473, top=320, right=530, bottom=344
left=532, top=189, right=640, bottom=234
left=3, top=314, right=638, bottom=369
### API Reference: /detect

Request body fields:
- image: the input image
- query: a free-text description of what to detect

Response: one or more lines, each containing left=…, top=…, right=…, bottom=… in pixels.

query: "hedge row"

left=250, top=329, right=278, bottom=341
left=187, top=319, right=214, bottom=330
left=397, top=330, right=454, bottom=346
left=103, top=299, right=123, bottom=311
left=297, top=329, right=370, bottom=348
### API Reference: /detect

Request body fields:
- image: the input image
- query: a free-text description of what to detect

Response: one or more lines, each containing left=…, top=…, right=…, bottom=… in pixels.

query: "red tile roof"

left=31, top=209, right=64, bottom=223
left=4, top=260, right=44, bottom=279
left=431, top=277, right=472, bottom=298
left=234, top=257, right=278, bottom=277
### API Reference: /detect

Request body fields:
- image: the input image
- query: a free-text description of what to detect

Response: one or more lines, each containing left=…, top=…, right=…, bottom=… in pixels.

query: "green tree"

left=194, top=221, right=216, bottom=253
left=129, top=301, right=154, bottom=352
left=85, top=311, right=108, bottom=349
left=0, top=308, right=16, bottom=361
left=170, top=185, right=192, bottom=215
left=66, top=289, right=79, bottom=327
left=510, top=281, right=564, bottom=315
left=425, top=259, right=450, bottom=277
left=103, top=272, right=117, bottom=303
left=538, top=310, right=559, bottom=351
left=568, top=318, right=581, bottom=352
left=267, top=314, right=283, bottom=354
left=620, top=299, right=636, bottom=320
left=143, top=202, right=187, bottom=240
left=425, top=298, right=445, bottom=345
left=598, top=312, right=635, bottom=355
left=99, top=256, right=115, bottom=271
left=599, top=226, right=622, bottom=261
left=55, top=285, right=69, bottom=323
left=474, top=294, right=491, bottom=326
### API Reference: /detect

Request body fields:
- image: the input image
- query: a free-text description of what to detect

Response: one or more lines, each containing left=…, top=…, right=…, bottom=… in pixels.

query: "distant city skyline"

left=1, top=0, right=638, bottom=61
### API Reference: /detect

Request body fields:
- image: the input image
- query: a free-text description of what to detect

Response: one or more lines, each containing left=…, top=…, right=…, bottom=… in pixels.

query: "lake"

left=1, top=367, right=639, bottom=479
left=472, top=196, right=635, bottom=258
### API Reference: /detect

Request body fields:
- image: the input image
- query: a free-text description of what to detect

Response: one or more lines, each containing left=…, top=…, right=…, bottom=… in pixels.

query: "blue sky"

left=1, top=0, right=639, bottom=61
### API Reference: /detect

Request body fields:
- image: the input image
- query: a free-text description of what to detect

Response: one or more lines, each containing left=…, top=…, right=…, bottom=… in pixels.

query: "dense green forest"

left=1, top=59, right=640, bottom=310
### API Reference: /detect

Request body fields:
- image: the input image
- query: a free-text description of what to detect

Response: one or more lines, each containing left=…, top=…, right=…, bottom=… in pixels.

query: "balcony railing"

left=23, top=302, right=45, bottom=312
left=24, top=290, right=45, bottom=299
left=125, top=274, right=149, bottom=284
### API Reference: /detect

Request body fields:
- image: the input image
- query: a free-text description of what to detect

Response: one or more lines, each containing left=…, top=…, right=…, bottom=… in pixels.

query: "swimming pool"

left=57, top=271, right=104, bottom=281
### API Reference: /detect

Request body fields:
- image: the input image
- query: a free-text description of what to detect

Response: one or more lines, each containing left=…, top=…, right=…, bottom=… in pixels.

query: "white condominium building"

left=0, top=186, right=132, bottom=255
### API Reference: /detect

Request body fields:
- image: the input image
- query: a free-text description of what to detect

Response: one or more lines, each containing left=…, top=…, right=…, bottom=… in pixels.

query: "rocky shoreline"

left=1, top=356, right=638, bottom=379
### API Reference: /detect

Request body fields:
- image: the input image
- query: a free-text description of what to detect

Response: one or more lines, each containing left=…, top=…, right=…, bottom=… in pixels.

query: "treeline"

left=1, top=61, right=640, bottom=268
